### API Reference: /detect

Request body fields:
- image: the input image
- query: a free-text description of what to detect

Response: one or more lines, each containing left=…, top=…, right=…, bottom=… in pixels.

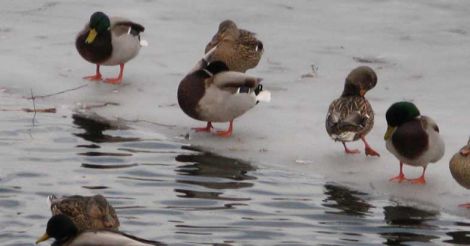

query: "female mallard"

left=178, top=59, right=269, bottom=137
left=325, top=66, right=380, bottom=156
left=385, top=101, right=445, bottom=184
left=449, top=138, right=470, bottom=208
left=76, top=11, right=146, bottom=84
left=36, top=214, right=162, bottom=245
left=49, top=194, right=119, bottom=231
left=205, top=20, right=263, bottom=72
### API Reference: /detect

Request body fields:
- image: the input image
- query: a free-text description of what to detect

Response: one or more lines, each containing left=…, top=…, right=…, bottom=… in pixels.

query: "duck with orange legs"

left=76, top=12, right=147, bottom=84
left=384, top=102, right=445, bottom=184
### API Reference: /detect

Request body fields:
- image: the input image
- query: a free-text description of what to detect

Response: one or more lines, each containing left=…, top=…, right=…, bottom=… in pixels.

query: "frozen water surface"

left=2, top=0, right=470, bottom=245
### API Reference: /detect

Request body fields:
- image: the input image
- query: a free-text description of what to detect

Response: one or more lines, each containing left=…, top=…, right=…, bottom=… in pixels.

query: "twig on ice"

left=26, top=84, right=88, bottom=100
left=31, top=89, right=36, bottom=127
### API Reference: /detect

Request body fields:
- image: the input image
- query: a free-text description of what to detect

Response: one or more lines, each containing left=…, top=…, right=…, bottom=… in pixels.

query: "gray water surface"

left=1, top=103, right=470, bottom=246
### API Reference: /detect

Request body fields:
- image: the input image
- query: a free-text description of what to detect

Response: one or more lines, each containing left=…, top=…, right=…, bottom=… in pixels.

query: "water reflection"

left=72, top=113, right=139, bottom=143
left=322, top=183, right=373, bottom=216
left=173, top=147, right=256, bottom=203
left=445, top=231, right=470, bottom=244
left=381, top=205, right=439, bottom=245
left=383, top=206, right=438, bottom=226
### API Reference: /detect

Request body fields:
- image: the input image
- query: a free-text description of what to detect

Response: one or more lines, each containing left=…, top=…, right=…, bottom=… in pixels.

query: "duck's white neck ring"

left=202, top=69, right=213, bottom=77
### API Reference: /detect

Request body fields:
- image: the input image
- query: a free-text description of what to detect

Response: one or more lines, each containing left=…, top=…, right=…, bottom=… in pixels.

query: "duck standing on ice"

left=384, top=101, right=445, bottom=184
left=326, top=66, right=380, bottom=156
left=76, top=11, right=147, bottom=84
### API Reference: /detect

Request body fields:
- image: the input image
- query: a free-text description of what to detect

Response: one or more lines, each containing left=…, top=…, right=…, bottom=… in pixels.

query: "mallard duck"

left=178, top=58, right=270, bottom=137
left=325, top=66, right=380, bottom=156
left=76, top=11, right=146, bottom=84
left=449, top=138, right=470, bottom=208
left=49, top=194, right=119, bottom=231
left=385, top=101, right=445, bottom=184
left=36, top=214, right=162, bottom=245
left=205, top=20, right=263, bottom=72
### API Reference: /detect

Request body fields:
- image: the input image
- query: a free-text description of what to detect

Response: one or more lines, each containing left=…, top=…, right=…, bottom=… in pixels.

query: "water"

left=1, top=94, right=470, bottom=246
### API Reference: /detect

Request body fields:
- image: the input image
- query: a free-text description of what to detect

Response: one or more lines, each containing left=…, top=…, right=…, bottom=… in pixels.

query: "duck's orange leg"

left=83, top=64, right=102, bottom=81
left=360, top=136, right=380, bottom=157
left=408, top=166, right=427, bottom=185
left=192, top=122, right=213, bottom=132
left=104, top=64, right=124, bottom=84
left=389, top=162, right=406, bottom=183
left=342, top=142, right=360, bottom=154
left=458, top=203, right=470, bottom=208
left=216, top=120, right=233, bottom=137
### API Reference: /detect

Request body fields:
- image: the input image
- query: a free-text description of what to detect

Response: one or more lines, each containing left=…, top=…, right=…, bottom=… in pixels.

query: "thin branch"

left=30, top=89, right=36, bottom=127
left=26, top=84, right=88, bottom=100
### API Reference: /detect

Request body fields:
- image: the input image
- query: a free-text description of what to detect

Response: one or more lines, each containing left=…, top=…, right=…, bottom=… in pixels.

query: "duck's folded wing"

left=111, top=18, right=145, bottom=36
left=327, top=111, right=367, bottom=130
left=213, top=71, right=262, bottom=89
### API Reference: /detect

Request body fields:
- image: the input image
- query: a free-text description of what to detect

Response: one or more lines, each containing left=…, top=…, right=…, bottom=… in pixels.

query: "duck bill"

left=36, top=233, right=50, bottom=244
left=460, top=146, right=470, bottom=157
left=85, top=29, right=98, bottom=44
left=359, top=89, right=366, bottom=97
left=384, top=126, right=396, bottom=140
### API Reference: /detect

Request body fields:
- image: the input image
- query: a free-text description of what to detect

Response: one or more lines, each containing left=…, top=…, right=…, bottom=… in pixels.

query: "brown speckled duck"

left=205, top=20, right=263, bottom=72
left=48, top=194, right=119, bottom=231
left=177, top=58, right=269, bottom=137
left=385, top=102, right=445, bottom=184
left=449, top=138, right=470, bottom=208
left=76, top=11, right=146, bottom=84
left=326, top=66, right=380, bottom=157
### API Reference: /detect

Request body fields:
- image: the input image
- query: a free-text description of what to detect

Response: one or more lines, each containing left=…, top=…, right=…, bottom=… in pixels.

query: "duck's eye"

left=256, top=41, right=263, bottom=51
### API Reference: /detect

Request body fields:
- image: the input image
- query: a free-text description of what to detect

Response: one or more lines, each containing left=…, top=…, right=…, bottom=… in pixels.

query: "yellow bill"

left=85, top=28, right=98, bottom=44
left=384, top=126, right=396, bottom=140
left=35, top=233, right=50, bottom=244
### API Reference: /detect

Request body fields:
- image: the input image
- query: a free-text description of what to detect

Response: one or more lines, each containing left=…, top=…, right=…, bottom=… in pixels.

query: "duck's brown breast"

left=177, top=72, right=207, bottom=121
left=76, top=29, right=113, bottom=64
left=392, top=119, right=429, bottom=159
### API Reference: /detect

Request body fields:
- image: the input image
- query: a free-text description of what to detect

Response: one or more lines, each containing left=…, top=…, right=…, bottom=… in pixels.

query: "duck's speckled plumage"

left=449, top=138, right=470, bottom=189
left=326, top=66, right=377, bottom=142
left=49, top=194, right=119, bottom=232
left=205, top=20, right=263, bottom=72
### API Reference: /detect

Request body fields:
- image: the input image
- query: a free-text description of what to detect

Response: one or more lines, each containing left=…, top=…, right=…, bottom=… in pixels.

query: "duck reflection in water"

left=322, top=183, right=373, bottom=217
left=174, top=146, right=256, bottom=201
left=72, top=113, right=139, bottom=144
left=381, top=205, right=439, bottom=245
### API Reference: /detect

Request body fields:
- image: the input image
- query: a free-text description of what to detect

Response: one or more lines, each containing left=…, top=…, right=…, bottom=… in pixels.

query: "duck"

left=384, top=101, right=445, bottom=184
left=177, top=57, right=270, bottom=137
left=48, top=194, right=119, bottom=231
left=325, top=66, right=380, bottom=156
left=36, top=214, right=162, bottom=245
left=76, top=11, right=146, bottom=84
left=205, top=20, right=263, bottom=73
left=449, top=138, right=470, bottom=208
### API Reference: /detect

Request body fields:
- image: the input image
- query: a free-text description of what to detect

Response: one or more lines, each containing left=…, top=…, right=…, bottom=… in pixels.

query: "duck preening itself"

left=326, top=66, right=379, bottom=157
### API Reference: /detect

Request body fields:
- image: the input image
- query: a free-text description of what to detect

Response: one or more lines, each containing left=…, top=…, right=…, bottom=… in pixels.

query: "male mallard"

left=178, top=58, right=270, bottom=137
left=205, top=20, right=263, bottom=72
left=326, top=66, right=380, bottom=156
left=36, top=214, right=162, bottom=245
left=449, top=138, right=470, bottom=208
left=76, top=11, right=146, bottom=84
left=49, top=194, right=119, bottom=231
left=385, top=101, right=445, bottom=184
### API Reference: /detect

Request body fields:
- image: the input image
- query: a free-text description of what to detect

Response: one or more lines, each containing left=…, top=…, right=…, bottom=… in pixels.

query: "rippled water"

left=1, top=101, right=470, bottom=246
